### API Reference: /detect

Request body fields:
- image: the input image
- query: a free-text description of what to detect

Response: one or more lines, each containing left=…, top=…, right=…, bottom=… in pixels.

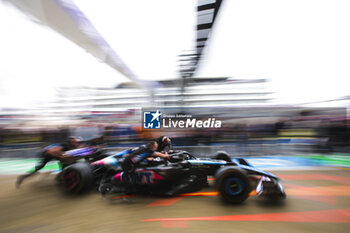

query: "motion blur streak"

left=143, top=209, right=350, bottom=223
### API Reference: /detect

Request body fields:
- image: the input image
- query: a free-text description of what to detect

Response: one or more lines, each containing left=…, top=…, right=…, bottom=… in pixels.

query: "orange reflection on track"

left=111, top=195, right=137, bottom=199
left=179, top=191, right=219, bottom=196
left=179, top=190, right=257, bottom=197
left=143, top=209, right=350, bottom=223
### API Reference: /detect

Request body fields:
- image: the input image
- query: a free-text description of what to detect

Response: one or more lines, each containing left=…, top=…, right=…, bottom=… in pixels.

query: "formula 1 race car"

left=59, top=149, right=286, bottom=204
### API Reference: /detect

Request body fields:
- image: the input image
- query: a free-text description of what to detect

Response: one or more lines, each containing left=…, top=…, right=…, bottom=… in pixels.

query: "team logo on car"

left=143, top=110, right=162, bottom=129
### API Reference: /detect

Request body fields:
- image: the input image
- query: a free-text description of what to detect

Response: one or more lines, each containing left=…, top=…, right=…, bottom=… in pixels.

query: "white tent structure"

left=3, top=0, right=146, bottom=87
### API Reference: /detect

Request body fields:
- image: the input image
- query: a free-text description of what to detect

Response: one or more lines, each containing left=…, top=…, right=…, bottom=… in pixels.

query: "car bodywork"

left=60, top=149, right=286, bottom=204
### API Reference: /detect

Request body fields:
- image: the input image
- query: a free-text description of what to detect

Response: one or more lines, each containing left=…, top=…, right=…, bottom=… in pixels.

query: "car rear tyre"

left=60, top=162, right=93, bottom=194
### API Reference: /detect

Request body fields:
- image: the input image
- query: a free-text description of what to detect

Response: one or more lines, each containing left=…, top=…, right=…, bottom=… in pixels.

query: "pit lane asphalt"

left=0, top=169, right=350, bottom=233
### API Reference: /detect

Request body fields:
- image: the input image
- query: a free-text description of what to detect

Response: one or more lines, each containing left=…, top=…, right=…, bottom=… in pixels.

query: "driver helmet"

left=162, top=136, right=171, bottom=145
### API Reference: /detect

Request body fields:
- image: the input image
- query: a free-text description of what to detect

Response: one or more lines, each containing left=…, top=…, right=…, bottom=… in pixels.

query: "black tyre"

left=212, top=151, right=232, bottom=162
left=215, top=167, right=250, bottom=204
left=60, top=162, right=94, bottom=194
